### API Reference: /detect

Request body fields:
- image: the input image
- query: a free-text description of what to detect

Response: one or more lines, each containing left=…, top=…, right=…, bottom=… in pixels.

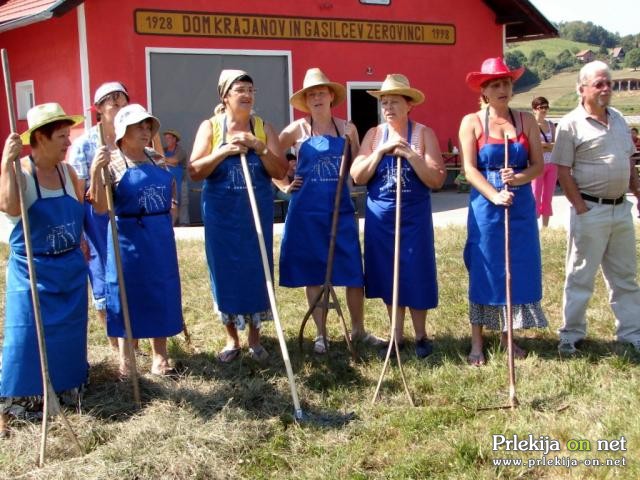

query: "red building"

left=0, top=0, right=555, bottom=219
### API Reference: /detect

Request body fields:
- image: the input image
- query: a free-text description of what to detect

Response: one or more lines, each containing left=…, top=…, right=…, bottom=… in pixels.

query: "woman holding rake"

left=89, top=104, right=182, bottom=378
left=0, top=103, right=87, bottom=434
left=278, top=67, right=384, bottom=354
left=351, top=74, right=445, bottom=359
left=459, top=57, right=546, bottom=367
left=189, top=69, right=287, bottom=363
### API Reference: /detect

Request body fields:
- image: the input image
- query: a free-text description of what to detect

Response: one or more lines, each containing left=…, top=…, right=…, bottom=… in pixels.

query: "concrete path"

left=173, top=190, right=640, bottom=241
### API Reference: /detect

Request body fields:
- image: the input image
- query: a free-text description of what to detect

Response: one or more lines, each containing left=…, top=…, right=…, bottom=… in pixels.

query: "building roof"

left=0, top=0, right=557, bottom=41
left=483, top=0, right=558, bottom=42
left=0, top=0, right=83, bottom=32
left=575, top=49, right=594, bottom=57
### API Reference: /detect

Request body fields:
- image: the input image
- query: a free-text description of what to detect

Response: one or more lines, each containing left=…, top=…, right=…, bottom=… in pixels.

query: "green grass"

left=511, top=70, right=640, bottom=116
left=1, top=226, right=640, bottom=479
left=508, top=38, right=593, bottom=60
left=507, top=38, right=640, bottom=116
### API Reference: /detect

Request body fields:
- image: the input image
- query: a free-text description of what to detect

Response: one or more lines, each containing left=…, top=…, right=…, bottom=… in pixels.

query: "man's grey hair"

left=576, top=61, right=611, bottom=95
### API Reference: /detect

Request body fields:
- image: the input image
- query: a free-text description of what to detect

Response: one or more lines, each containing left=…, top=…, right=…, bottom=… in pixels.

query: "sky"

left=529, top=0, right=638, bottom=37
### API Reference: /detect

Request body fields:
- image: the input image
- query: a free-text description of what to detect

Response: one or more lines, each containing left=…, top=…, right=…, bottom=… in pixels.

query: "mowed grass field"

left=1, top=226, right=640, bottom=479
left=511, top=70, right=640, bottom=116
left=508, top=38, right=593, bottom=60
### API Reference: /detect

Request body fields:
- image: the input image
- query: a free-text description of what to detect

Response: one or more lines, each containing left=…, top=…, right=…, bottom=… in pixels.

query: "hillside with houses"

left=507, top=20, right=640, bottom=116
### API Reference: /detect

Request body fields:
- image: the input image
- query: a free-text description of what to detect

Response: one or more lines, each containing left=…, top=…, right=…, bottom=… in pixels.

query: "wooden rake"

left=96, top=124, right=141, bottom=407
left=2, top=48, right=83, bottom=467
left=372, top=156, right=414, bottom=406
left=298, top=136, right=356, bottom=360
left=477, top=133, right=519, bottom=411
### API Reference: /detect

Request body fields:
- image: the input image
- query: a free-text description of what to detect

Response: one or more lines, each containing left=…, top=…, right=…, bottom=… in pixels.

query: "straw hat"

left=367, top=74, right=424, bottom=105
left=163, top=129, right=181, bottom=141
left=20, top=103, right=84, bottom=144
left=465, top=57, right=524, bottom=92
left=114, top=104, right=160, bottom=144
left=289, top=68, right=346, bottom=113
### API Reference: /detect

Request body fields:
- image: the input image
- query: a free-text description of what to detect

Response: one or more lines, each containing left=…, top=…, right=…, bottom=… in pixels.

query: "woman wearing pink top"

left=530, top=96, right=556, bottom=228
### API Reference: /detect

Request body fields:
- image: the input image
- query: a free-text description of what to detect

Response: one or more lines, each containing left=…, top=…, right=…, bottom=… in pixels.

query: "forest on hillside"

left=507, top=21, right=640, bottom=89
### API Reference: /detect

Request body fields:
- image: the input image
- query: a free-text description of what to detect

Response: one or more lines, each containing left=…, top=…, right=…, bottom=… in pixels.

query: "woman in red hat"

left=459, top=58, right=547, bottom=366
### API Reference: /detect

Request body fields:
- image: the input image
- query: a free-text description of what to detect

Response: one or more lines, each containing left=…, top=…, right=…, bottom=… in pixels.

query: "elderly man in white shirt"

left=552, top=60, right=640, bottom=355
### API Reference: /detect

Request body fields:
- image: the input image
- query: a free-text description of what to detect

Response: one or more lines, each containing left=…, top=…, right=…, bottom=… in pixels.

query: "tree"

left=625, top=48, right=640, bottom=70
left=505, top=50, right=527, bottom=70
left=529, top=49, right=547, bottom=66
left=556, top=49, right=576, bottom=69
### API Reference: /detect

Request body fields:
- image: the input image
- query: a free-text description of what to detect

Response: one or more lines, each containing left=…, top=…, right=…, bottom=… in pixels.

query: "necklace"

left=491, top=117, right=508, bottom=125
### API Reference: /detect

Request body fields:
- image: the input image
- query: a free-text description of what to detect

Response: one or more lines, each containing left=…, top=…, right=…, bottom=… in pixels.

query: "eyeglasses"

left=583, top=80, right=612, bottom=90
left=228, top=87, right=257, bottom=96
left=537, top=105, right=549, bottom=110
left=102, top=91, right=128, bottom=107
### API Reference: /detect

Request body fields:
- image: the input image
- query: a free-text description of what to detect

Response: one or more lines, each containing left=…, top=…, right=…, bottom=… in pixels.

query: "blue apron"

left=166, top=165, right=184, bottom=202
left=83, top=201, right=109, bottom=304
left=279, top=122, right=363, bottom=288
left=364, top=122, right=438, bottom=309
left=464, top=109, right=542, bottom=305
left=202, top=119, right=273, bottom=314
left=1, top=159, right=88, bottom=397
left=105, top=154, right=183, bottom=338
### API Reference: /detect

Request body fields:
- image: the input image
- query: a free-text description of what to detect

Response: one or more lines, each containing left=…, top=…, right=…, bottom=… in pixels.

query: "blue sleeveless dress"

left=280, top=121, right=363, bottom=288
left=1, top=160, right=88, bottom=397
left=464, top=109, right=546, bottom=330
left=202, top=119, right=273, bottom=322
left=364, top=122, right=438, bottom=309
left=105, top=154, right=183, bottom=338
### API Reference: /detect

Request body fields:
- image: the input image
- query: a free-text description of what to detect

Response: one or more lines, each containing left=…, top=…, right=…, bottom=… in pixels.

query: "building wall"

left=0, top=10, right=81, bottom=141
left=1, top=0, right=504, bottom=150
left=83, top=0, right=502, bottom=150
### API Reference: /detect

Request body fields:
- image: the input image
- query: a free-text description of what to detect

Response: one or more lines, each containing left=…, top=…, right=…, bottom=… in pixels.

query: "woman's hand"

left=285, top=176, right=303, bottom=193
left=1, top=133, right=22, bottom=167
left=222, top=142, right=248, bottom=157
left=378, top=138, right=410, bottom=158
left=90, top=146, right=111, bottom=178
left=500, top=167, right=515, bottom=185
left=491, top=189, right=514, bottom=206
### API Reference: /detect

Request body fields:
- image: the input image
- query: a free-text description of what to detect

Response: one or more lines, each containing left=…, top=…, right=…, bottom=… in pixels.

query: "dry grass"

left=1, top=226, right=640, bottom=479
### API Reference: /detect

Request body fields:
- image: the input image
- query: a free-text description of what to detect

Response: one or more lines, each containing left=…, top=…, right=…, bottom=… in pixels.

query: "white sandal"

left=313, top=336, right=328, bottom=354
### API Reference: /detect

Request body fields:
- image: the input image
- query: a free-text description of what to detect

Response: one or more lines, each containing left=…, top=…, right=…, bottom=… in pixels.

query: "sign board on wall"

left=134, top=10, right=455, bottom=45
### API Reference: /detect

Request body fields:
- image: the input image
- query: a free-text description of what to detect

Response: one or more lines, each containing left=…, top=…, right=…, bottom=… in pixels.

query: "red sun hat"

left=465, top=57, right=525, bottom=92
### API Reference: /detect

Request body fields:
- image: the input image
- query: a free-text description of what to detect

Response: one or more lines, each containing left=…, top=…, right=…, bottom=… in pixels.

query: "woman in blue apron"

left=351, top=74, right=446, bottom=359
left=0, top=103, right=87, bottom=433
left=89, top=104, right=182, bottom=377
left=278, top=67, right=383, bottom=354
left=460, top=57, right=547, bottom=366
left=189, top=70, right=287, bottom=363
left=69, top=82, right=130, bottom=351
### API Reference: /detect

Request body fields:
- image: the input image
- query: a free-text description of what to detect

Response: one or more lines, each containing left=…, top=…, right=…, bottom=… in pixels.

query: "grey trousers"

left=559, top=200, right=640, bottom=344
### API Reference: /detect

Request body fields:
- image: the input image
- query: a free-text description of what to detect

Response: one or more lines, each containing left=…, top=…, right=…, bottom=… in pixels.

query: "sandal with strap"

left=217, top=347, right=241, bottom=363
left=313, top=336, right=329, bottom=354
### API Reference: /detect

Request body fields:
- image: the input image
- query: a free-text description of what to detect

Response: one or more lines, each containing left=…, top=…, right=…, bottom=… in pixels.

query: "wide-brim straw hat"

left=367, top=73, right=425, bottom=105
left=290, top=68, right=346, bottom=113
left=163, top=129, right=181, bottom=141
left=465, top=57, right=525, bottom=92
left=114, top=104, right=160, bottom=144
left=20, top=103, right=84, bottom=144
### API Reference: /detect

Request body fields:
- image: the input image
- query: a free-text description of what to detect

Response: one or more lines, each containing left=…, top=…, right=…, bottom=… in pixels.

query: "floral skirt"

left=220, top=310, right=272, bottom=331
left=470, top=302, right=548, bottom=331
